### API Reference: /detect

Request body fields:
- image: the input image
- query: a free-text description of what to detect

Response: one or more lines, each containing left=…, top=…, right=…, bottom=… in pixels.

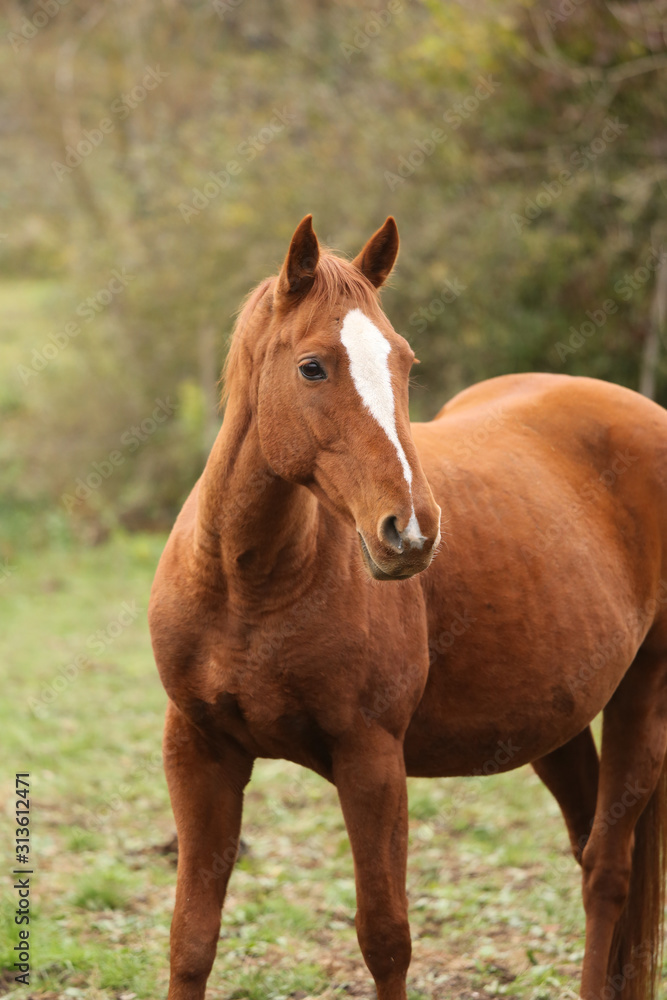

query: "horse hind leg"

left=579, top=648, right=667, bottom=1000
left=532, top=725, right=599, bottom=864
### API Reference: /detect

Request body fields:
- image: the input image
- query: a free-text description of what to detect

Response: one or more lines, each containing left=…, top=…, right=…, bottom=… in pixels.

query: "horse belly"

left=404, top=567, right=644, bottom=778
left=403, top=674, right=597, bottom=779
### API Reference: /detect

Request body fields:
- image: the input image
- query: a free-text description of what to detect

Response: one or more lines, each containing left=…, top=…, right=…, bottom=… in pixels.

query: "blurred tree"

left=0, top=0, right=665, bottom=541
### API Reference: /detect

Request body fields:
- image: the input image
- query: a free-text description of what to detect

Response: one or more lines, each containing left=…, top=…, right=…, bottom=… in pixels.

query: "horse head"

left=226, top=215, right=442, bottom=581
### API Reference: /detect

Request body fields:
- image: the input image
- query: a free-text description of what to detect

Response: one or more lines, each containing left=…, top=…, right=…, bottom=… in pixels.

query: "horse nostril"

left=380, top=515, right=403, bottom=553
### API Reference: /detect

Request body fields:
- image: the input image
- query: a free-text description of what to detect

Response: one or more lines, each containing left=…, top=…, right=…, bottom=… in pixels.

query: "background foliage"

left=2, top=0, right=666, bottom=550
left=2, top=4, right=667, bottom=998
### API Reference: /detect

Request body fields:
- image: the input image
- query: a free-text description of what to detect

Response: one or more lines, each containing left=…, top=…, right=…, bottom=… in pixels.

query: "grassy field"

left=0, top=534, right=665, bottom=1000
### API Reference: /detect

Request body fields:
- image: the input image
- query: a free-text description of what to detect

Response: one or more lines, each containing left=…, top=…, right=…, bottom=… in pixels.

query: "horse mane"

left=220, top=251, right=380, bottom=405
left=307, top=253, right=380, bottom=313
left=219, top=279, right=272, bottom=405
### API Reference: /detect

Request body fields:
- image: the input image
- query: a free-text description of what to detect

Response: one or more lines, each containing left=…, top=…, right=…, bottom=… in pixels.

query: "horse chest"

left=184, top=605, right=428, bottom=768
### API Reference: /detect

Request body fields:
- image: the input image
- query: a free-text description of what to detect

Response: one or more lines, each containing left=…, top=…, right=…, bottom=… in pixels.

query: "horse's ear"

left=352, top=217, right=399, bottom=289
left=275, top=215, right=320, bottom=303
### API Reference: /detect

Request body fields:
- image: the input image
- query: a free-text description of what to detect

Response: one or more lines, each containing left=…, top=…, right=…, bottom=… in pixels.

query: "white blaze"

left=340, top=308, right=424, bottom=545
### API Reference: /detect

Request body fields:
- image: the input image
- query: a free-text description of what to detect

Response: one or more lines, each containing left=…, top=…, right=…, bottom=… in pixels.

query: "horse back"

left=404, top=374, right=667, bottom=775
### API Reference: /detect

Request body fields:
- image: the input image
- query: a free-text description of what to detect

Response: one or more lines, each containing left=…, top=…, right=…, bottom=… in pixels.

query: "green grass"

left=1, top=534, right=665, bottom=999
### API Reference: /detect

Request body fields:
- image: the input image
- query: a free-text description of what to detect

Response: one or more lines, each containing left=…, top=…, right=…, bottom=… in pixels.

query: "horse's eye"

left=299, top=360, right=327, bottom=381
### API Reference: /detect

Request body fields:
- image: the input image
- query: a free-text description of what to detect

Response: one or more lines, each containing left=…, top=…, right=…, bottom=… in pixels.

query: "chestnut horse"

left=149, top=216, right=667, bottom=1000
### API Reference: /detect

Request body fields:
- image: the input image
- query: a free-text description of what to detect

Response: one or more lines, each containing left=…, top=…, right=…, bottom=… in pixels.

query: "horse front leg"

left=333, top=731, right=412, bottom=1000
left=163, top=700, right=254, bottom=1000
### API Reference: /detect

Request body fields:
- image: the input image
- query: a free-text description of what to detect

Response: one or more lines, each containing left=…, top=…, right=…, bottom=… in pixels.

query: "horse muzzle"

left=357, top=515, right=441, bottom=581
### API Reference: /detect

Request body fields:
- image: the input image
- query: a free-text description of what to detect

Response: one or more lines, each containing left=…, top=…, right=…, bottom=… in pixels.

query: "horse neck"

left=196, top=390, right=319, bottom=606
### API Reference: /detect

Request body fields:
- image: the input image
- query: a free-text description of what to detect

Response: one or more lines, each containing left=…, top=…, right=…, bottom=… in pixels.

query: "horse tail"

left=607, top=756, right=667, bottom=999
